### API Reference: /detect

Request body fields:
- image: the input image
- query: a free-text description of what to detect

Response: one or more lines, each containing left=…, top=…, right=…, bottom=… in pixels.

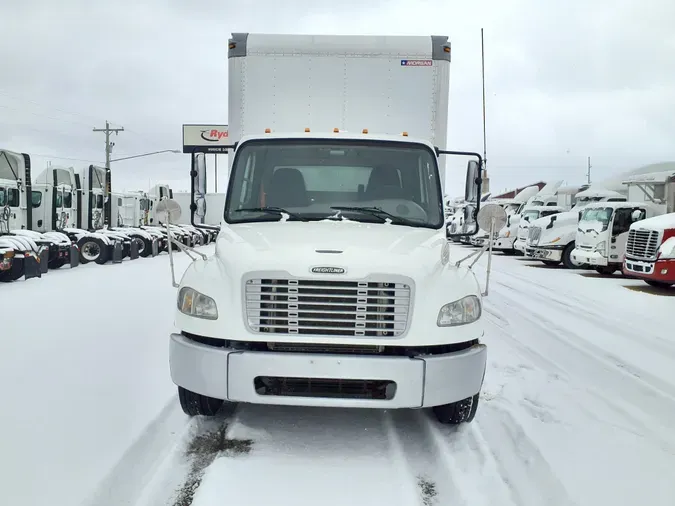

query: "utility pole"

left=586, top=156, right=592, bottom=185
left=93, top=120, right=124, bottom=226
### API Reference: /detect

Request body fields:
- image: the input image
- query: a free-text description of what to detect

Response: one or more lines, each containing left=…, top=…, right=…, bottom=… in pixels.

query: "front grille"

left=626, top=229, right=660, bottom=260
left=245, top=277, right=412, bottom=337
left=254, top=376, right=396, bottom=400
left=528, top=226, right=541, bottom=245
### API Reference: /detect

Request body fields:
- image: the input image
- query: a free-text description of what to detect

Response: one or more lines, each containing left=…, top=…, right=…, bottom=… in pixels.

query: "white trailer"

left=169, top=33, right=490, bottom=426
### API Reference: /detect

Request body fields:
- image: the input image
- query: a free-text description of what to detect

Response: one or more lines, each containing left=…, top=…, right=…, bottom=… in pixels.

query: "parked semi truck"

left=170, top=33, right=488, bottom=425
left=493, top=181, right=566, bottom=254
left=1, top=150, right=80, bottom=278
left=525, top=188, right=627, bottom=268
left=623, top=212, right=675, bottom=288
left=572, top=170, right=675, bottom=274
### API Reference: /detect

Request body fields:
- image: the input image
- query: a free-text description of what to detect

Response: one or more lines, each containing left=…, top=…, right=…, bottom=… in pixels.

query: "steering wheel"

left=375, top=199, right=428, bottom=221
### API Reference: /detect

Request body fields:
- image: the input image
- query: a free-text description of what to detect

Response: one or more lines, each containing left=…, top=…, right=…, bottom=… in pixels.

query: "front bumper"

left=571, top=248, right=608, bottom=266
left=624, top=258, right=675, bottom=282
left=493, top=236, right=515, bottom=251
left=169, top=333, right=487, bottom=409
left=525, top=246, right=563, bottom=262
left=514, top=238, right=526, bottom=253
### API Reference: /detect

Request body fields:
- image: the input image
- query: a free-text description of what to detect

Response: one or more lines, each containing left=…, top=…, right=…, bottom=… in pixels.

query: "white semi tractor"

left=524, top=188, right=627, bottom=268
left=170, top=33, right=490, bottom=425
left=1, top=150, right=81, bottom=280
left=572, top=170, right=675, bottom=275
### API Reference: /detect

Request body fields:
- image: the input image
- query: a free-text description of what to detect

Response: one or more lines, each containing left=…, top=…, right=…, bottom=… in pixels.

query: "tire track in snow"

left=491, top=269, right=675, bottom=360
left=384, top=409, right=467, bottom=506
left=494, top=281, right=675, bottom=402
left=484, top=290, right=675, bottom=453
left=474, top=402, right=575, bottom=506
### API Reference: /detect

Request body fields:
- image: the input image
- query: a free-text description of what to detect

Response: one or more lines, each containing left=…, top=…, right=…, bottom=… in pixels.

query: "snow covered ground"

left=1, top=247, right=674, bottom=506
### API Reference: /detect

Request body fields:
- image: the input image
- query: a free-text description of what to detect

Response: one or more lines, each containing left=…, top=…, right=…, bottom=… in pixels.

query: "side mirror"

left=464, top=160, right=481, bottom=203
left=156, top=198, right=182, bottom=224
left=477, top=203, right=508, bottom=236
left=631, top=209, right=643, bottom=221
left=191, top=153, right=208, bottom=222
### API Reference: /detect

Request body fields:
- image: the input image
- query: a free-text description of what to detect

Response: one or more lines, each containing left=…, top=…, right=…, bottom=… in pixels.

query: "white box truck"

left=170, top=33, right=488, bottom=425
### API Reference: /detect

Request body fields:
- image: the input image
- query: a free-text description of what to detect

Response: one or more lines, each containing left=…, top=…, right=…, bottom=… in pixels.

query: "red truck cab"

left=623, top=212, right=675, bottom=288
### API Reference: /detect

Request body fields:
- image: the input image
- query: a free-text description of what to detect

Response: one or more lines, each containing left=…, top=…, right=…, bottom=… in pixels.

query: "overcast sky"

left=2, top=0, right=674, bottom=197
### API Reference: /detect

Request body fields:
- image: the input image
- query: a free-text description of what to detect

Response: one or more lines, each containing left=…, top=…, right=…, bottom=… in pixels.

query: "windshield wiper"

left=330, top=206, right=422, bottom=226
left=234, top=206, right=309, bottom=222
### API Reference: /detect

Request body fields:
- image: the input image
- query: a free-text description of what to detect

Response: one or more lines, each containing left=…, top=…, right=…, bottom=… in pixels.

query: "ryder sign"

left=182, top=124, right=230, bottom=153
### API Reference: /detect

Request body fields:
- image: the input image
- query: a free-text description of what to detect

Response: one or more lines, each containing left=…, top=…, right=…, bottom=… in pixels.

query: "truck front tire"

left=178, top=386, right=224, bottom=416
left=432, top=393, right=480, bottom=425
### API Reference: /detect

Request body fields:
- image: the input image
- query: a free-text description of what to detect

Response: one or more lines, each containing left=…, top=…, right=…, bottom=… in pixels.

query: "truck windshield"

left=224, top=139, right=443, bottom=228
left=580, top=207, right=613, bottom=231
left=503, top=203, right=521, bottom=215
left=521, top=210, right=540, bottom=222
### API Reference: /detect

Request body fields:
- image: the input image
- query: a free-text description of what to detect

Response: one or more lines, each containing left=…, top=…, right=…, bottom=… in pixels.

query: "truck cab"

left=513, top=205, right=566, bottom=254
left=622, top=173, right=675, bottom=287
left=572, top=201, right=661, bottom=274
left=623, top=213, right=675, bottom=288
left=34, top=166, right=82, bottom=231
left=574, top=170, right=675, bottom=275
left=525, top=189, right=627, bottom=268
left=78, top=164, right=106, bottom=231
left=471, top=186, right=540, bottom=248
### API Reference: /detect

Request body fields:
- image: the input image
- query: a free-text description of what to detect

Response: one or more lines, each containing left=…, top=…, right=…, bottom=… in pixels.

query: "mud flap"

left=24, top=254, right=42, bottom=280
left=151, top=239, right=159, bottom=257
left=70, top=245, right=80, bottom=268
left=129, top=239, right=140, bottom=260
left=39, top=249, right=50, bottom=274
left=112, top=242, right=124, bottom=263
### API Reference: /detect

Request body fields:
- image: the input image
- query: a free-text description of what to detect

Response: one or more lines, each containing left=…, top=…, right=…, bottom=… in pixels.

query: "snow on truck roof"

left=575, top=188, right=625, bottom=199
left=630, top=212, right=675, bottom=231
left=583, top=201, right=660, bottom=211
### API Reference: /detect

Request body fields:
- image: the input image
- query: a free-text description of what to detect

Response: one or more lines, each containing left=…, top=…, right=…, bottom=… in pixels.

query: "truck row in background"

left=0, top=149, right=218, bottom=283
left=445, top=167, right=675, bottom=289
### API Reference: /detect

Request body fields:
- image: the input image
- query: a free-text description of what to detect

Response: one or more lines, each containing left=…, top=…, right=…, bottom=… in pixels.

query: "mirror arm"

left=168, top=235, right=208, bottom=260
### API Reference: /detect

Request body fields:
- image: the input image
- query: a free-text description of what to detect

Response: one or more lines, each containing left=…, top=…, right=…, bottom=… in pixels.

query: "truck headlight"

left=595, top=241, right=607, bottom=255
left=177, top=287, right=218, bottom=320
left=437, top=295, right=482, bottom=327
left=658, top=238, right=675, bottom=259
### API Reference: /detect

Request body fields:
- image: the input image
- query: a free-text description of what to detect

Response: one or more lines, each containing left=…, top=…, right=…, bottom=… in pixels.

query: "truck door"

left=53, top=187, right=66, bottom=230
left=6, top=185, right=23, bottom=231
left=610, top=207, right=645, bottom=263
left=0, top=186, right=8, bottom=233
left=91, top=193, right=104, bottom=229
left=31, top=189, right=47, bottom=231
left=62, top=188, right=75, bottom=229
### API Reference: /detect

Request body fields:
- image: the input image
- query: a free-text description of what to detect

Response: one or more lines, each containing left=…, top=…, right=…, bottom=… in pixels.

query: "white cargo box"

left=227, top=33, right=451, bottom=172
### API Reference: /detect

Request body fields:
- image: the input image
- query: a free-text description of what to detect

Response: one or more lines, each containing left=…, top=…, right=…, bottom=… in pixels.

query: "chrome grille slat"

left=528, top=226, right=541, bottom=245
left=245, top=277, right=412, bottom=337
left=626, top=229, right=660, bottom=260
